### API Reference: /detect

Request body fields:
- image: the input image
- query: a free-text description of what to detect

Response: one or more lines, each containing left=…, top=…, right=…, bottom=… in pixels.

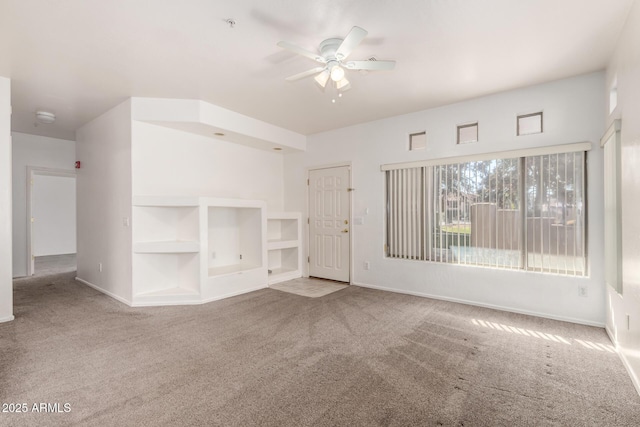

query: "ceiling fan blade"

left=285, top=66, right=326, bottom=82
left=277, top=41, right=326, bottom=63
left=335, top=26, right=368, bottom=60
left=345, top=60, right=396, bottom=71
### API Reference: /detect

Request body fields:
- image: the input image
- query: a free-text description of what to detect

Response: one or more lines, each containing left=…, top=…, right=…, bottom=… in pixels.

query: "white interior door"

left=309, top=166, right=350, bottom=282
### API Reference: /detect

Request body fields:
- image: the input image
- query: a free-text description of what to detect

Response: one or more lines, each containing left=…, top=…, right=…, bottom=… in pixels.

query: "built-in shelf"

left=269, top=267, right=298, bottom=276
left=267, top=212, right=302, bottom=285
left=208, top=264, right=262, bottom=278
left=133, top=287, right=201, bottom=306
left=133, top=240, right=200, bottom=253
left=136, top=287, right=200, bottom=297
left=267, top=239, right=298, bottom=250
left=131, top=196, right=267, bottom=306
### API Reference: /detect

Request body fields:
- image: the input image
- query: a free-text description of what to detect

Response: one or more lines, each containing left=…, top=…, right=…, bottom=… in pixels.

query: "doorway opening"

left=26, top=167, right=77, bottom=276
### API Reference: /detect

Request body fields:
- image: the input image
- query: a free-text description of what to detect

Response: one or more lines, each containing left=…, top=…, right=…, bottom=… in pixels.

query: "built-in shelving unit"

left=267, top=212, right=302, bottom=285
left=132, top=196, right=267, bottom=306
left=201, top=200, right=267, bottom=301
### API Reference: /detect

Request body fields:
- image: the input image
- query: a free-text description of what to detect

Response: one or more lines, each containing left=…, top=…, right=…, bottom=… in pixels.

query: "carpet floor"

left=1, top=272, right=639, bottom=426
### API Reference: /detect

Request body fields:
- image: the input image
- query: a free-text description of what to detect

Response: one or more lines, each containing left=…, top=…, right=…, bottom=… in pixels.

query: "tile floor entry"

left=269, top=277, right=348, bottom=298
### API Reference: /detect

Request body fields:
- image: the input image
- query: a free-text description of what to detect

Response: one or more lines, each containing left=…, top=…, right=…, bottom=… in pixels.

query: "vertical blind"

left=384, top=144, right=588, bottom=276
left=386, top=168, right=426, bottom=260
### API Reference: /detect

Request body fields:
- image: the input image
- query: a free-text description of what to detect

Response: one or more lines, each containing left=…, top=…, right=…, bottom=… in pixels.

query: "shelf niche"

left=208, top=206, right=263, bottom=277
left=131, top=196, right=267, bottom=306
left=133, top=205, right=199, bottom=249
left=267, top=212, right=302, bottom=285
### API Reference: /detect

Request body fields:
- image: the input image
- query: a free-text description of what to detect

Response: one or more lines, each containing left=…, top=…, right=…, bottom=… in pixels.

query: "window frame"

left=409, top=131, right=427, bottom=151
left=457, top=122, right=479, bottom=144
left=382, top=143, right=590, bottom=277
left=517, top=112, right=543, bottom=136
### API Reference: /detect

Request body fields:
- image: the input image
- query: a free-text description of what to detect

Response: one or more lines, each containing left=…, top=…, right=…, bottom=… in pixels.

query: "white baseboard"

left=131, top=299, right=201, bottom=307
left=130, top=285, right=269, bottom=307
left=605, top=326, right=640, bottom=397
left=75, top=277, right=133, bottom=307
left=352, top=281, right=605, bottom=328
left=0, top=315, right=15, bottom=323
left=77, top=275, right=268, bottom=308
left=202, top=284, right=268, bottom=304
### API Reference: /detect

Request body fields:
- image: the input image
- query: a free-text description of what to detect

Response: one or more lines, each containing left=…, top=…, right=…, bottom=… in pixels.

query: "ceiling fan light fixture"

left=314, top=70, right=330, bottom=88
left=35, top=111, right=56, bottom=124
left=330, top=65, right=345, bottom=82
left=277, top=26, right=395, bottom=93
left=336, top=77, right=350, bottom=91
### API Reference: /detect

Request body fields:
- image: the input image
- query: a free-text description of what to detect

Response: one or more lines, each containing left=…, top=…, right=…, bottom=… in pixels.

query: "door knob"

left=341, top=229, right=349, bottom=233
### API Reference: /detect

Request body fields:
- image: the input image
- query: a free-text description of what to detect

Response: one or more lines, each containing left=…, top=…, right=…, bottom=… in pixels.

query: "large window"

left=385, top=146, right=587, bottom=276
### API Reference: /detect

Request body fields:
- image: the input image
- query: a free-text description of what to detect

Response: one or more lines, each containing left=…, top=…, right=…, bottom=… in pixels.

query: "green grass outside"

left=440, top=224, right=472, bottom=234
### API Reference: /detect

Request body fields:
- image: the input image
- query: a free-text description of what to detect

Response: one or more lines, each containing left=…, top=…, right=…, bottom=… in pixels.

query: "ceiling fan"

left=277, top=26, right=396, bottom=92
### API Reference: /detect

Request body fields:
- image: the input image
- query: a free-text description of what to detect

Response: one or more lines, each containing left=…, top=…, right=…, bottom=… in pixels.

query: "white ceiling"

left=0, top=0, right=634, bottom=141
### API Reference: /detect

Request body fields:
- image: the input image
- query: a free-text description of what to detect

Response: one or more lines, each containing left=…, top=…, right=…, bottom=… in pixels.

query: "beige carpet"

left=269, top=277, right=348, bottom=297
left=1, top=272, right=639, bottom=426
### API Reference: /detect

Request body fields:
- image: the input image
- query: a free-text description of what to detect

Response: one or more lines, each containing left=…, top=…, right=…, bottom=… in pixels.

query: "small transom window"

left=457, top=123, right=478, bottom=144
left=517, top=112, right=543, bottom=136
left=409, top=132, right=426, bottom=151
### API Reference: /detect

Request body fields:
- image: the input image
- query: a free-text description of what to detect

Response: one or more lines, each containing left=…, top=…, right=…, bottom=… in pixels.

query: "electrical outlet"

left=364, top=261, right=370, bottom=270
left=578, top=285, right=588, bottom=297
left=98, top=262, right=103, bottom=272
left=211, top=251, right=216, bottom=259
left=122, top=217, right=130, bottom=227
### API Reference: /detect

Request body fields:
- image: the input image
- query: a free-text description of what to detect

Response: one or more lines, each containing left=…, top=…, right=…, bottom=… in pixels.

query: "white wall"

left=0, top=76, right=13, bottom=322
left=32, top=174, right=76, bottom=256
left=285, top=72, right=605, bottom=326
left=605, top=0, right=640, bottom=394
left=131, top=121, right=284, bottom=211
left=76, top=99, right=133, bottom=304
left=11, top=132, right=75, bottom=276
left=74, top=97, right=293, bottom=306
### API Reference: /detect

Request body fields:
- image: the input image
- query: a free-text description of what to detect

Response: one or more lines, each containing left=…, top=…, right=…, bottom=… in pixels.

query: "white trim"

left=130, top=285, right=269, bottom=307
left=201, top=284, right=268, bottom=304
left=601, top=122, right=623, bottom=294
left=75, top=277, right=133, bottom=306
left=0, top=315, right=15, bottom=323
left=381, top=141, right=593, bottom=171
left=26, top=166, right=76, bottom=276
left=131, top=298, right=201, bottom=307
left=606, top=325, right=640, bottom=397
left=600, top=119, right=621, bottom=147
left=353, top=281, right=605, bottom=328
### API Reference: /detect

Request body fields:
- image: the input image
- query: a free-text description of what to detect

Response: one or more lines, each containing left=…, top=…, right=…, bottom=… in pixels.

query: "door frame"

left=600, top=119, right=622, bottom=294
left=306, top=162, right=353, bottom=284
left=26, top=166, right=76, bottom=276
